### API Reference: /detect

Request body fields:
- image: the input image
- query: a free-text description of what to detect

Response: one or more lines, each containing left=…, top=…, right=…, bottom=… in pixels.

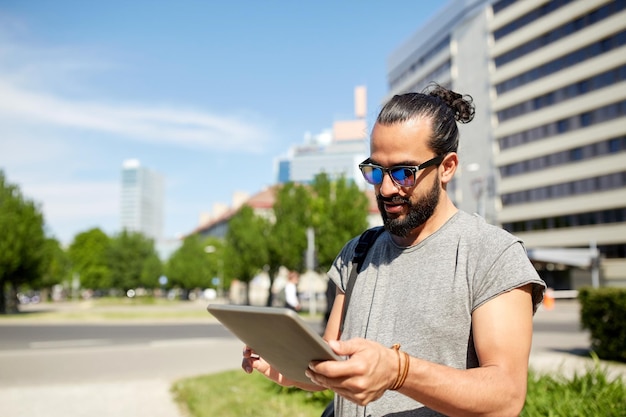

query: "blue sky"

left=0, top=1, right=444, bottom=245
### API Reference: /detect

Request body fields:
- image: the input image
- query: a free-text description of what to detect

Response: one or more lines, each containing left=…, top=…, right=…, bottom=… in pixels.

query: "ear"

left=439, top=153, right=458, bottom=185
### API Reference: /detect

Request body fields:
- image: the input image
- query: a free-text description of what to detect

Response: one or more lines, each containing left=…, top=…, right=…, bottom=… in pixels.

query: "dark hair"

left=375, top=83, right=475, bottom=155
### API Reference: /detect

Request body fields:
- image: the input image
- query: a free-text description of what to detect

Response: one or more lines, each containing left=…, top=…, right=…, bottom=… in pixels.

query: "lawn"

left=172, top=364, right=626, bottom=417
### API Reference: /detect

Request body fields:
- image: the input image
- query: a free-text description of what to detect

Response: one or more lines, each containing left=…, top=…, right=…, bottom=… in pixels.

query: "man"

left=243, top=84, right=545, bottom=416
left=283, top=270, right=301, bottom=312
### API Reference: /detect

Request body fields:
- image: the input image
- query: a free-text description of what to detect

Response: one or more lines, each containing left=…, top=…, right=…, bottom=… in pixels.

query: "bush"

left=578, top=287, right=626, bottom=362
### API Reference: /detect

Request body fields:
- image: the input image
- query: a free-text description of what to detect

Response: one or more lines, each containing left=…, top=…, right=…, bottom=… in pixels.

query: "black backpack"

left=321, top=226, right=385, bottom=417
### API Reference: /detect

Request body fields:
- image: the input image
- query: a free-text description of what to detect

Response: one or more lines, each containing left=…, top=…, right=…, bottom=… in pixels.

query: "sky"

left=0, top=0, right=445, bottom=245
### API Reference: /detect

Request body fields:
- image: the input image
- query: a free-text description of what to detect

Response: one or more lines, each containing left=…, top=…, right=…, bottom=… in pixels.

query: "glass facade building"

left=120, top=159, right=164, bottom=243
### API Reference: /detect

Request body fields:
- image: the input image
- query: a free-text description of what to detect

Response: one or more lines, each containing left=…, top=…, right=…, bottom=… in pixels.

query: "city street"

left=0, top=299, right=624, bottom=417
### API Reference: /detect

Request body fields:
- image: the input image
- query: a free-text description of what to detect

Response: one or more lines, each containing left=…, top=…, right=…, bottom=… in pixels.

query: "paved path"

left=1, top=299, right=625, bottom=417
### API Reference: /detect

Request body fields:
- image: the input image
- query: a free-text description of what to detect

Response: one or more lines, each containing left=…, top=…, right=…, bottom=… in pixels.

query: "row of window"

left=599, top=244, right=626, bottom=259
left=497, top=65, right=626, bottom=122
left=495, top=1, right=625, bottom=68
left=503, top=207, right=626, bottom=233
left=500, top=136, right=626, bottom=178
left=499, top=100, right=626, bottom=150
left=501, top=171, right=626, bottom=206
left=496, top=30, right=626, bottom=95
left=492, top=0, right=516, bottom=15
left=404, top=60, right=452, bottom=94
left=388, top=36, right=450, bottom=91
left=493, top=0, right=572, bottom=40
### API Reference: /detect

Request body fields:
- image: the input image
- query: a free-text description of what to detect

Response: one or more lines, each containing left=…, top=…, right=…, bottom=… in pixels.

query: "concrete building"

left=386, top=0, right=498, bottom=224
left=276, top=86, right=369, bottom=190
left=120, top=159, right=164, bottom=243
left=386, top=0, right=626, bottom=288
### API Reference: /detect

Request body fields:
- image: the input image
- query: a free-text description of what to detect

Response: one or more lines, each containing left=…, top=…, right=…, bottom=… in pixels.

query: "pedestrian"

left=243, top=83, right=546, bottom=416
left=283, top=270, right=301, bottom=312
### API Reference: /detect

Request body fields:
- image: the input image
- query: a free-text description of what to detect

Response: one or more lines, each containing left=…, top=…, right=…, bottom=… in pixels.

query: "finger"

left=243, top=346, right=260, bottom=359
left=242, top=357, right=254, bottom=373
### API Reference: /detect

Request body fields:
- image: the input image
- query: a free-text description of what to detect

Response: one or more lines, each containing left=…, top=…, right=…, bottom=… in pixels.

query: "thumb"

left=328, top=339, right=360, bottom=356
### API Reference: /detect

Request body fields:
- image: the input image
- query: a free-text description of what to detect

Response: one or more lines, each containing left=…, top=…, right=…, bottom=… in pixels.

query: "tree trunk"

left=6, top=281, right=18, bottom=314
left=266, top=275, right=276, bottom=307
left=0, top=281, right=6, bottom=314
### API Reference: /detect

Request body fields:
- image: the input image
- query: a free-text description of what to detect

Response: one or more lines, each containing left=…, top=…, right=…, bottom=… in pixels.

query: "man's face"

left=369, top=118, right=442, bottom=238
left=377, top=173, right=440, bottom=237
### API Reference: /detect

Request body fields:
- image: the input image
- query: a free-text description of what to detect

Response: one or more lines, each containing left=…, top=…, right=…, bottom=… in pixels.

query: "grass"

left=171, top=369, right=333, bottom=417
left=172, top=364, right=626, bottom=417
left=523, top=361, right=626, bottom=417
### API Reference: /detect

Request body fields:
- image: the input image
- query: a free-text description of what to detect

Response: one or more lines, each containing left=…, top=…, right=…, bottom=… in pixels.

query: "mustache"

left=377, top=195, right=409, bottom=205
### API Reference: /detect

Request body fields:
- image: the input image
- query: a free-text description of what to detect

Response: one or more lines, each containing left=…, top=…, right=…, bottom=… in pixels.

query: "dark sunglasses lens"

left=390, top=167, right=415, bottom=186
left=361, top=166, right=383, bottom=184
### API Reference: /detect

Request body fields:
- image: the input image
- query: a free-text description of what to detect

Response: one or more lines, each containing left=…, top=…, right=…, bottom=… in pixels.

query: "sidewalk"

left=530, top=299, right=626, bottom=380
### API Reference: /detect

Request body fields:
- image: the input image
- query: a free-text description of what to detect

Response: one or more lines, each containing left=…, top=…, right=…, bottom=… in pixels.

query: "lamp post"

left=204, top=245, right=224, bottom=299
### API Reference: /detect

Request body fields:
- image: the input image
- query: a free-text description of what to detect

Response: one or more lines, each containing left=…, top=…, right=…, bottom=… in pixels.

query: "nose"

left=378, top=170, right=400, bottom=196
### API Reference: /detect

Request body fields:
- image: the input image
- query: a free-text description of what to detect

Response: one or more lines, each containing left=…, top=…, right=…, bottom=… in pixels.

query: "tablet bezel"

left=207, top=304, right=340, bottom=385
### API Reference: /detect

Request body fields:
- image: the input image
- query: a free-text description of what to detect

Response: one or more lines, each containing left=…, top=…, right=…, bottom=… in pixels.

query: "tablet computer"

left=207, top=304, right=341, bottom=385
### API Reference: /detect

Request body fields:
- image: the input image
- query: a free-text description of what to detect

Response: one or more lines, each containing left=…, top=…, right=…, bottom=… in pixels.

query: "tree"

left=0, top=171, right=48, bottom=313
left=166, top=234, right=219, bottom=294
left=310, top=173, right=369, bottom=272
left=108, top=230, right=160, bottom=292
left=34, top=237, right=71, bottom=300
left=225, top=205, right=269, bottom=304
left=264, top=183, right=311, bottom=305
left=67, top=228, right=112, bottom=292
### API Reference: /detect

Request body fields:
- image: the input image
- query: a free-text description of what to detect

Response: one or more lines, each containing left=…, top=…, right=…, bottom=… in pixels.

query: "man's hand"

left=241, top=346, right=296, bottom=387
left=306, top=338, right=398, bottom=406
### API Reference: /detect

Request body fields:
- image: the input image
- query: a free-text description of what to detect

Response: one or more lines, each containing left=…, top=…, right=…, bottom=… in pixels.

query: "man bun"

left=427, top=84, right=475, bottom=124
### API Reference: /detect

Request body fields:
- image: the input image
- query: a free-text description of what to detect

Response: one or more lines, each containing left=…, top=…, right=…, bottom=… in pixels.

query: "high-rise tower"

left=120, top=159, right=164, bottom=242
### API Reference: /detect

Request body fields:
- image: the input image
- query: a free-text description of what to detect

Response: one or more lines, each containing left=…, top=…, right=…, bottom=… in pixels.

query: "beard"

left=377, top=175, right=440, bottom=238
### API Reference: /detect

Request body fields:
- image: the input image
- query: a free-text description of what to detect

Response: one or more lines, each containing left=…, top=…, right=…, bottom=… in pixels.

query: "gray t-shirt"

left=328, top=211, right=546, bottom=417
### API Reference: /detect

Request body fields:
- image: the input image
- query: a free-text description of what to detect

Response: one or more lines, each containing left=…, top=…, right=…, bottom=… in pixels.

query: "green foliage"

left=226, top=205, right=270, bottom=284
left=35, top=237, right=71, bottom=290
left=578, top=287, right=626, bottom=362
left=166, top=235, right=220, bottom=290
left=269, top=183, right=311, bottom=273
left=522, top=363, right=626, bottom=416
left=68, top=228, right=112, bottom=291
left=108, top=230, right=161, bottom=291
left=0, top=171, right=48, bottom=313
left=310, top=173, right=369, bottom=272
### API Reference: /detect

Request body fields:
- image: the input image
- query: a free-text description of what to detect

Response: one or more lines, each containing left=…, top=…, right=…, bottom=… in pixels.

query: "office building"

left=276, top=86, right=369, bottom=189
left=386, top=0, right=497, bottom=223
left=386, top=0, right=626, bottom=287
left=120, top=159, right=164, bottom=242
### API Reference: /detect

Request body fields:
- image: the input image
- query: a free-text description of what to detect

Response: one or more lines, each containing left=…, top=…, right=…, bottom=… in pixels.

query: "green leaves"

left=0, top=171, right=48, bottom=312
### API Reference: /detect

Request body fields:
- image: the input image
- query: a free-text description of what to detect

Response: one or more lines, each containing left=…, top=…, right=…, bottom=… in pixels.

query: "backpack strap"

left=340, top=226, right=384, bottom=333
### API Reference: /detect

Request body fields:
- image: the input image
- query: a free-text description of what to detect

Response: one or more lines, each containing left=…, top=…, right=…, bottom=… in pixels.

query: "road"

left=0, top=318, right=245, bottom=417
left=0, top=322, right=233, bottom=351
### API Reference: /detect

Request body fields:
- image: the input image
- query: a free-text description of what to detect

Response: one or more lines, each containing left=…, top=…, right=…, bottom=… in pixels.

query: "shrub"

left=578, top=287, right=626, bottom=362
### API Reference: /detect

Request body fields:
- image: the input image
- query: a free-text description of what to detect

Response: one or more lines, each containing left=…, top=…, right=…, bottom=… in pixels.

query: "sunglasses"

left=359, top=155, right=444, bottom=187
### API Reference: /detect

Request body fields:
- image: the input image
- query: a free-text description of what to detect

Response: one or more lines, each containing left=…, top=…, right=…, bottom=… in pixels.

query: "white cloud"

left=0, top=16, right=273, bottom=154
left=0, top=81, right=272, bottom=152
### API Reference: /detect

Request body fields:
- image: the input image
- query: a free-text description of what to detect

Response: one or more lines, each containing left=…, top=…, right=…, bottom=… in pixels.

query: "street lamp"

left=204, top=245, right=224, bottom=299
